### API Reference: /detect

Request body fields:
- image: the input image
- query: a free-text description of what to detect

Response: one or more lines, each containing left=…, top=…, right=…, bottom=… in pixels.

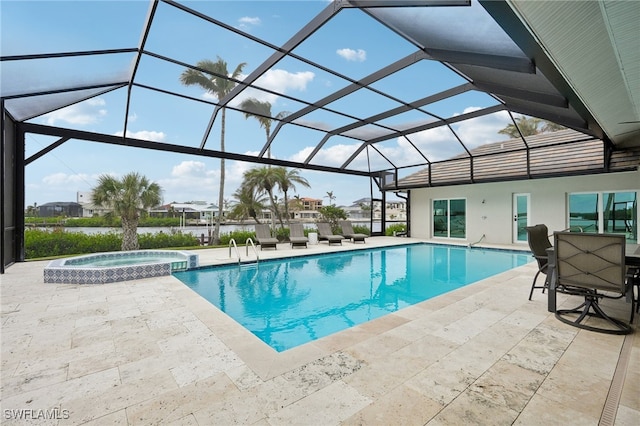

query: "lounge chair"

left=255, top=224, right=278, bottom=250
left=553, top=231, right=634, bottom=334
left=525, top=224, right=552, bottom=300
left=339, top=220, right=367, bottom=243
left=317, top=222, right=344, bottom=246
left=289, top=223, right=309, bottom=249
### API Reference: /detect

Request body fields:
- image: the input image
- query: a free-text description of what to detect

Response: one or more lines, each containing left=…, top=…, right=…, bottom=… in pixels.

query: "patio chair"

left=289, top=223, right=309, bottom=249
left=553, top=231, right=634, bottom=334
left=255, top=224, right=278, bottom=250
left=317, top=222, right=344, bottom=246
left=525, top=224, right=552, bottom=300
left=339, top=221, right=367, bottom=243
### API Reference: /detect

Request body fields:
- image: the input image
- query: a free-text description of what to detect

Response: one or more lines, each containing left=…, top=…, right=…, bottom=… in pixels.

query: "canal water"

left=45, top=222, right=382, bottom=237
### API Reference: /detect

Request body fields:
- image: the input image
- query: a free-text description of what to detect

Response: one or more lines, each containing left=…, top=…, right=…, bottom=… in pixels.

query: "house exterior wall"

left=409, top=169, right=639, bottom=246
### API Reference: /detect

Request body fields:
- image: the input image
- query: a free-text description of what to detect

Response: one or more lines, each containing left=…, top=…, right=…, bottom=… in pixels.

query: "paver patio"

left=1, top=237, right=638, bottom=425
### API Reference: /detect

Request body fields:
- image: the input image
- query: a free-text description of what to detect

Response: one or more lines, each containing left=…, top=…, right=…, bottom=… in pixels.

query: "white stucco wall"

left=409, top=169, right=639, bottom=246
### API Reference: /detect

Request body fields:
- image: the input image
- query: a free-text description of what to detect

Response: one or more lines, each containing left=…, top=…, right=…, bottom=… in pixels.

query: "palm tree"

left=238, top=98, right=289, bottom=159
left=180, top=57, right=246, bottom=245
left=228, top=184, right=267, bottom=223
left=325, top=191, right=336, bottom=206
left=499, top=117, right=542, bottom=138
left=274, top=167, right=310, bottom=225
left=91, top=172, right=162, bottom=251
left=243, top=166, right=284, bottom=228
left=499, top=117, right=564, bottom=138
left=540, top=121, right=565, bottom=133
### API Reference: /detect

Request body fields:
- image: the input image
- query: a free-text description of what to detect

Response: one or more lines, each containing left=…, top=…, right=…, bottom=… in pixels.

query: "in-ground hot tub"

left=44, top=250, right=199, bottom=284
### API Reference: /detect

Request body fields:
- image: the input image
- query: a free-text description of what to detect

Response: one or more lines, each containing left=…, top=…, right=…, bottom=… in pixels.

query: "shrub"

left=274, top=227, right=290, bottom=242
left=218, top=230, right=259, bottom=246
left=24, top=229, right=121, bottom=258
left=352, top=225, right=370, bottom=236
left=317, top=205, right=347, bottom=233
left=24, top=228, right=199, bottom=259
left=385, top=223, right=407, bottom=236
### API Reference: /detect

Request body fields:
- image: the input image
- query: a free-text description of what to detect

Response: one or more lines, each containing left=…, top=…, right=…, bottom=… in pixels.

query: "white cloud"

left=42, top=172, right=93, bottom=186
left=155, top=160, right=256, bottom=204
left=358, top=108, right=513, bottom=163
left=288, top=146, right=315, bottom=163
left=452, top=109, right=511, bottom=149
left=157, top=161, right=217, bottom=203
left=114, top=130, right=167, bottom=142
left=231, top=69, right=315, bottom=107
left=43, top=97, right=107, bottom=126
left=238, top=16, right=261, bottom=26
left=304, top=144, right=359, bottom=167
left=337, top=48, right=366, bottom=62
left=260, top=69, right=314, bottom=92
left=171, top=161, right=208, bottom=178
left=202, top=68, right=314, bottom=107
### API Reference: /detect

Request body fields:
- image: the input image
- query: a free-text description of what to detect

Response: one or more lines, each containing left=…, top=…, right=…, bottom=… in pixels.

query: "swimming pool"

left=174, top=244, right=532, bottom=352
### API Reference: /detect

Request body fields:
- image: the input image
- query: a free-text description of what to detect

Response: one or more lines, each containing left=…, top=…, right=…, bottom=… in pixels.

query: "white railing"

left=468, top=234, right=486, bottom=247
left=229, top=239, right=241, bottom=264
left=245, top=238, right=259, bottom=262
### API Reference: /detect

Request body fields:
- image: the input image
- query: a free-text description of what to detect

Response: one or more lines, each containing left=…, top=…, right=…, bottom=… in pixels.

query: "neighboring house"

left=37, top=202, right=83, bottom=218
left=77, top=191, right=111, bottom=217
left=289, top=197, right=323, bottom=221
left=342, top=203, right=368, bottom=220
left=341, top=198, right=406, bottom=221
left=290, top=210, right=320, bottom=221
left=345, top=198, right=373, bottom=220
left=386, top=200, right=407, bottom=221
left=150, top=202, right=221, bottom=223
left=300, top=197, right=323, bottom=211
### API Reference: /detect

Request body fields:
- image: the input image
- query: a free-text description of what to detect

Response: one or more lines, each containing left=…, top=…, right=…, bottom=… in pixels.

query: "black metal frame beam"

left=123, top=0, right=158, bottom=139
left=479, top=0, right=605, bottom=140
left=18, top=122, right=372, bottom=178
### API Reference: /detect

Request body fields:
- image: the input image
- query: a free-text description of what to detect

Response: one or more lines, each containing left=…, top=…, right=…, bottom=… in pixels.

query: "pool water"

left=174, top=244, right=532, bottom=352
left=69, top=254, right=184, bottom=268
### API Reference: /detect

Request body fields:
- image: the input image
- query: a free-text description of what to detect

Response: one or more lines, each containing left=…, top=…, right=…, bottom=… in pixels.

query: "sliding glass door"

left=569, top=191, right=638, bottom=242
left=433, top=199, right=466, bottom=239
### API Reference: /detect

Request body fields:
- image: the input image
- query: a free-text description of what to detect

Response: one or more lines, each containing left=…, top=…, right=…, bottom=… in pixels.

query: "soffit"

left=506, top=0, right=640, bottom=147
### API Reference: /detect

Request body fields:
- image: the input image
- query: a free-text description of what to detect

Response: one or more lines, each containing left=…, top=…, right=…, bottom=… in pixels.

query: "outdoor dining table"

left=545, top=243, right=640, bottom=313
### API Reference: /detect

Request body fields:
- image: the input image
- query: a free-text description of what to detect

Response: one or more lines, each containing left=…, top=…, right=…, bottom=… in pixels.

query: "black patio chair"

left=525, top=224, right=552, bottom=300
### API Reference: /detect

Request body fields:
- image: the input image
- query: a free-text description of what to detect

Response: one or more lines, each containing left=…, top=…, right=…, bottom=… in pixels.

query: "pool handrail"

left=229, top=239, right=241, bottom=264
left=245, top=238, right=259, bottom=262
left=468, top=234, right=485, bottom=247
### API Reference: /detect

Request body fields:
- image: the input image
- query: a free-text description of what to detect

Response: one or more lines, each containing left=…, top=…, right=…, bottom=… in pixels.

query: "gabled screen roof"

left=3, top=0, right=625, bottom=194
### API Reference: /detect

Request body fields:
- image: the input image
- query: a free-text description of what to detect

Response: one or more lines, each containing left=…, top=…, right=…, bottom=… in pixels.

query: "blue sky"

left=2, top=0, right=517, bottom=208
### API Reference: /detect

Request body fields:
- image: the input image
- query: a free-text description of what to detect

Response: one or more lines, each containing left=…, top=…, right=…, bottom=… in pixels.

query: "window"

left=569, top=193, right=598, bottom=233
left=569, top=191, right=638, bottom=242
left=433, top=198, right=466, bottom=239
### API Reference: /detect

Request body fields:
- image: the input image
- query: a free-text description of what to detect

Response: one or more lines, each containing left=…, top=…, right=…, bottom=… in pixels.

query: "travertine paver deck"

left=1, top=237, right=638, bottom=425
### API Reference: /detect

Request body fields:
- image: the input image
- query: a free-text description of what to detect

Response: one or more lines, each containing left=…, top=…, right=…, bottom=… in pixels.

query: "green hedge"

left=218, top=230, right=258, bottom=246
left=352, top=225, right=370, bottom=236
left=385, top=223, right=407, bottom=236
left=25, top=216, right=181, bottom=227
left=24, top=228, right=199, bottom=259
